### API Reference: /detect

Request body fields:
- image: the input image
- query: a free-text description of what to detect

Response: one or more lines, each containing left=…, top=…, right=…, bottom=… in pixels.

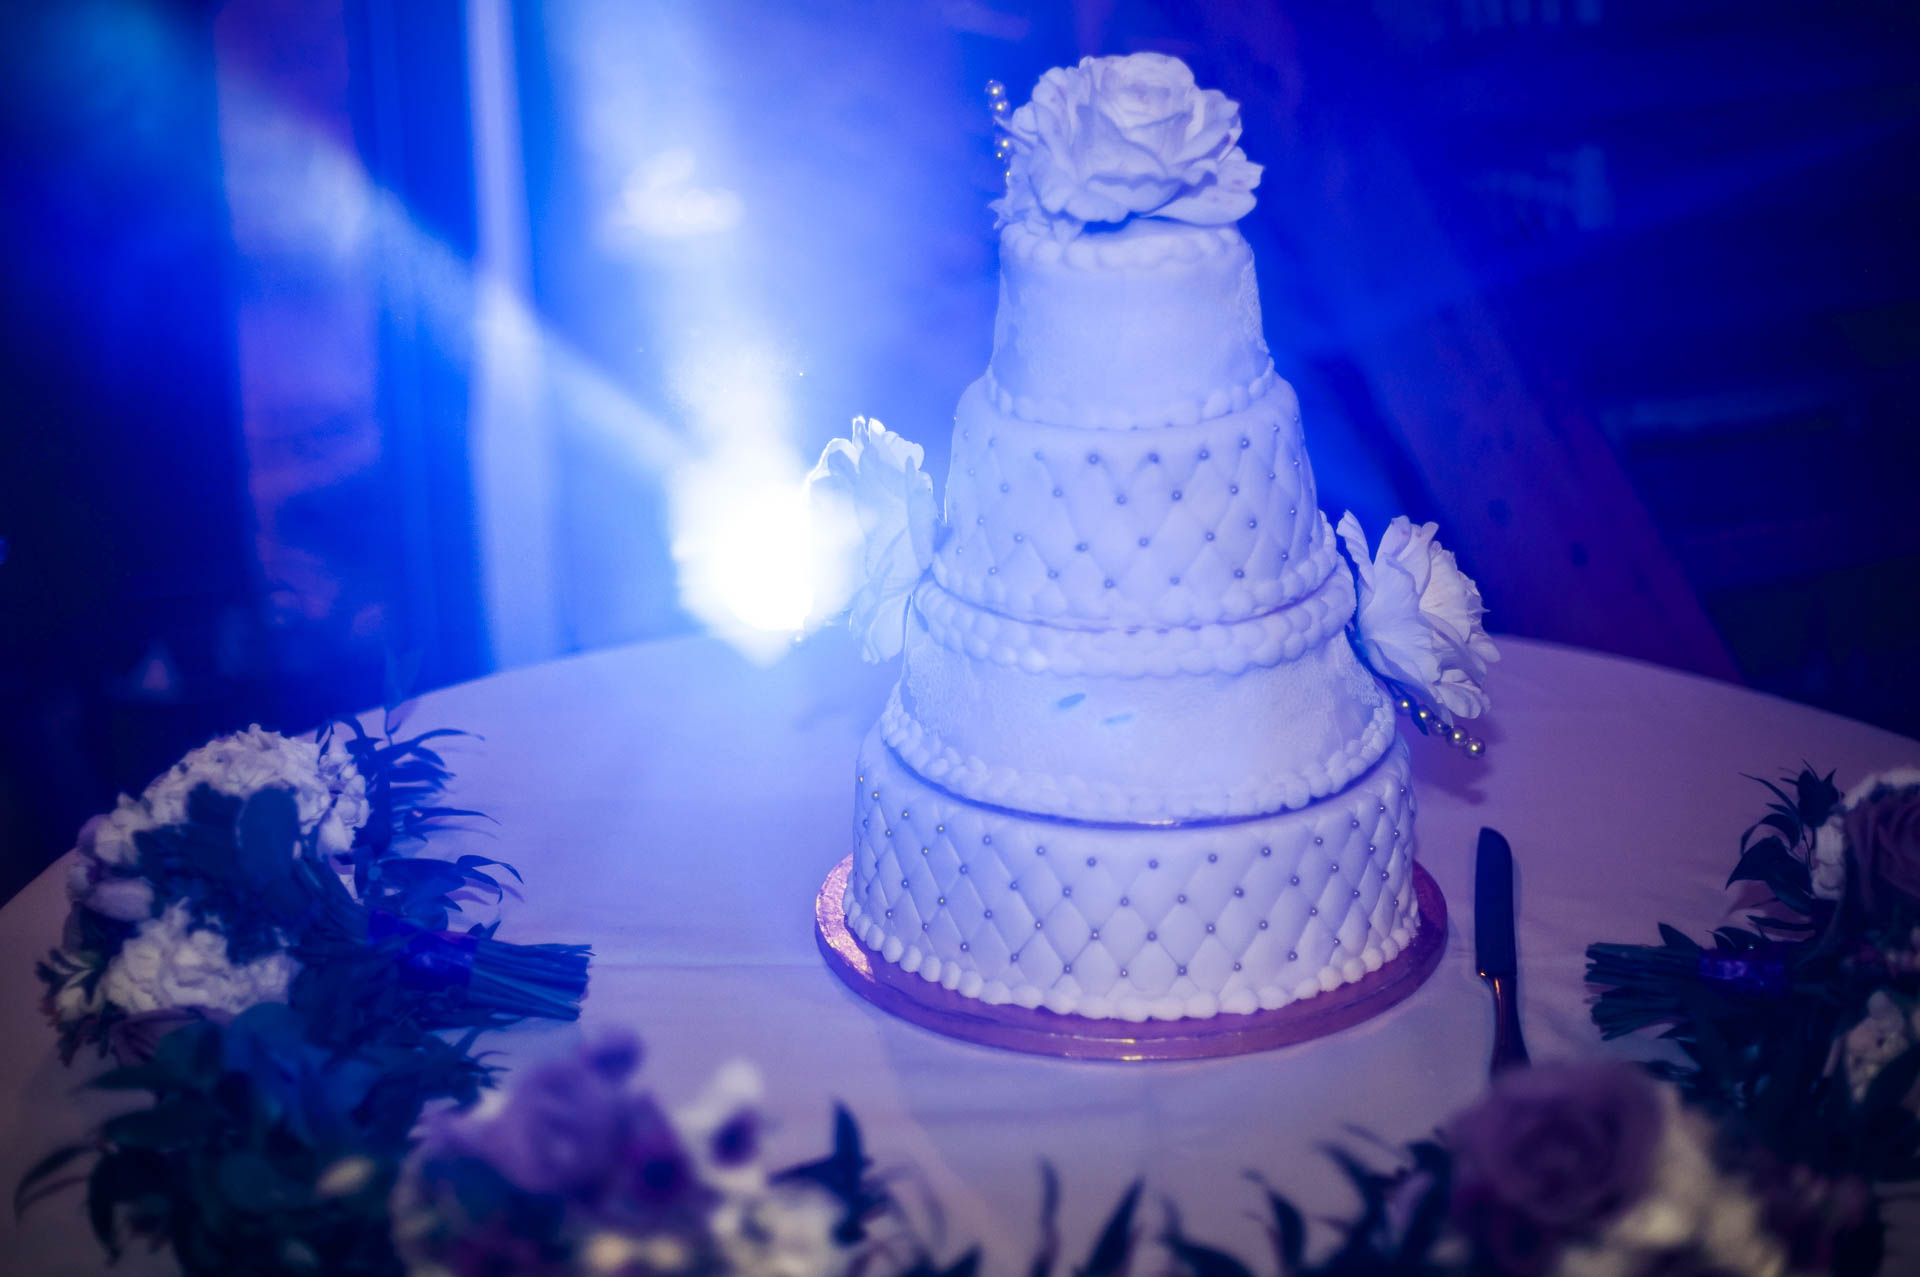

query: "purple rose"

left=602, top=1094, right=716, bottom=1220
left=1447, top=1061, right=1664, bottom=1276
left=460, top=1033, right=643, bottom=1198
left=1846, top=783, right=1920, bottom=911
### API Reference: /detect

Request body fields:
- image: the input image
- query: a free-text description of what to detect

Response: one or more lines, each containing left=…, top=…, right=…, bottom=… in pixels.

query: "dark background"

left=4, top=0, right=1918, bottom=903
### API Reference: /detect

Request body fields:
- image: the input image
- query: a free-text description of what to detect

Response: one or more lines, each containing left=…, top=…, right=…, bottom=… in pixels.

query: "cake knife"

left=1474, top=827, right=1530, bottom=1075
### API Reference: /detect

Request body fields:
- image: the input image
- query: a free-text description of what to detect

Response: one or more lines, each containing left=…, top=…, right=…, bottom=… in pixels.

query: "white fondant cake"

left=839, top=54, right=1422, bottom=1022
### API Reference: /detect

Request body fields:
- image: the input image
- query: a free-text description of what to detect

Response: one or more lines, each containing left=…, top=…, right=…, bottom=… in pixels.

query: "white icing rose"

left=806, top=417, right=938, bottom=662
left=1336, top=512, right=1500, bottom=724
left=99, top=902, right=296, bottom=1017
left=142, top=724, right=370, bottom=855
left=994, top=52, right=1262, bottom=239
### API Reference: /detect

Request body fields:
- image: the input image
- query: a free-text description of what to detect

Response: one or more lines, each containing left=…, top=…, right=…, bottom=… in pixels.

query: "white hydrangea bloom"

left=99, top=902, right=297, bottom=1017
left=79, top=795, right=159, bottom=869
left=1336, top=512, right=1500, bottom=724
left=1556, top=1090, right=1787, bottom=1277
left=711, top=1184, right=848, bottom=1277
left=1843, top=991, right=1913, bottom=1103
left=142, top=724, right=370, bottom=855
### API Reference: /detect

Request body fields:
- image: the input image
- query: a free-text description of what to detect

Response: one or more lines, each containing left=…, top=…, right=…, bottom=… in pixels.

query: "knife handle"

left=1484, top=973, right=1530, bottom=1074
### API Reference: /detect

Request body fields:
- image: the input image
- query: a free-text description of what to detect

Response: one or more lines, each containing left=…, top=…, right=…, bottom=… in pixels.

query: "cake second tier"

left=887, top=564, right=1396, bottom=824
left=936, top=373, right=1324, bottom=629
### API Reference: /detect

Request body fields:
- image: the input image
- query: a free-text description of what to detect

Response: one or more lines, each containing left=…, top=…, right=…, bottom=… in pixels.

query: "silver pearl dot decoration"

left=1233, top=887, right=1245, bottom=897
left=1259, top=920, right=1270, bottom=930
left=1287, top=950, right=1297, bottom=961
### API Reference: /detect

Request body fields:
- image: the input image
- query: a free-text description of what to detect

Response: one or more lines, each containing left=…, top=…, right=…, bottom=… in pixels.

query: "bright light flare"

left=669, top=458, right=819, bottom=663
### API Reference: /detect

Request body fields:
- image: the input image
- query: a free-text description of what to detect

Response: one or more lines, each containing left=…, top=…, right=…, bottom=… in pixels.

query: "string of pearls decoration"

left=1395, top=696, right=1486, bottom=757
left=987, top=80, right=1012, bottom=179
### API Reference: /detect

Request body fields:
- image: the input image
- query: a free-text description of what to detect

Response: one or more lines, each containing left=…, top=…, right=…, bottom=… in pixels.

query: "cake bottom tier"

left=844, top=726, right=1420, bottom=1022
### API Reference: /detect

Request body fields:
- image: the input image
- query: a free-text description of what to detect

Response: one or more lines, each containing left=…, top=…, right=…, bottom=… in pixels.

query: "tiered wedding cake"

left=815, top=55, right=1491, bottom=1024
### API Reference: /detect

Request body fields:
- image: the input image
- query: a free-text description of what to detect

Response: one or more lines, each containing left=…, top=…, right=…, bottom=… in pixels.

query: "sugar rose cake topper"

left=990, top=52, right=1263, bottom=239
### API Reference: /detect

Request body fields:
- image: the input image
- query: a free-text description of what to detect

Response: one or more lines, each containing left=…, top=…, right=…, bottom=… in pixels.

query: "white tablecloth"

left=3, top=635, right=1917, bottom=1275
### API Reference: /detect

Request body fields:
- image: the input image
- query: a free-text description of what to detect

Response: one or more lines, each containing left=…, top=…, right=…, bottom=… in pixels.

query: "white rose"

left=1557, top=1090, right=1786, bottom=1277
left=1811, top=817, right=1848, bottom=901
left=1336, top=512, right=1500, bottom=724
left=1844, top=991, right=1912, bottom=1103
left=99, top=903, right=296, bottom=1017
left=673, top=1058, right=767, bottom=1198
left=806, top=417, right=937, bottom=663
left=994, top=53, right=1262, bottom=238
left=712, top=1184, right=848, bottom=1277
left=142, top=724, right=369, bottom=855
left=1841, top=766, right=1920, bottom=810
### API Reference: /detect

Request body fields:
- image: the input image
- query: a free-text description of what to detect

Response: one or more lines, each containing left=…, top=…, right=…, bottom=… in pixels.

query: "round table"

left=2, top=635, right=1916, bottom=1275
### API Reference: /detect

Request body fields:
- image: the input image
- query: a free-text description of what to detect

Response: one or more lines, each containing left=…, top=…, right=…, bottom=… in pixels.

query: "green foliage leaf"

left=1029, top=1162, right=1061, bottom=1277
left=1244, top=1171, right=1304, bottom=1273
left=1162, top=1230, right=1257, bottom=1277
left=14, top=1143, right=96, bottom=1218
left=1079, top=1180, right=1141, bottom=1277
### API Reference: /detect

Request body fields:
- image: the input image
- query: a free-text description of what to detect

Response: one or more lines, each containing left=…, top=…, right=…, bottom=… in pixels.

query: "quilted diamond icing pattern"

left=934, top=380, right=1322, bottom=627
left=846, top=729, right=1418, bottom=1022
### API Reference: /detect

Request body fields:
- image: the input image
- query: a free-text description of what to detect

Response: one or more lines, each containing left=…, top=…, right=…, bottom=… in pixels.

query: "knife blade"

left=1475, top=826, right=1530, bottom=1074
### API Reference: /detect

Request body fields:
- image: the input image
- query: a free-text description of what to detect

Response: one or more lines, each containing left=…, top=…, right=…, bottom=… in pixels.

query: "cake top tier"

left=993, top=53, right=1262, bottom=242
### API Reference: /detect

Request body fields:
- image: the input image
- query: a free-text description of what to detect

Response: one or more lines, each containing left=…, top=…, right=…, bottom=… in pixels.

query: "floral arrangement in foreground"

left=1584, top=764, right=1920, bottom=1275
left=376, top=1040, right=1841, bottom=1277
left=20, top=710, right=592, bottom=1275
left=24, top=751, right=1911, bottom=1277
